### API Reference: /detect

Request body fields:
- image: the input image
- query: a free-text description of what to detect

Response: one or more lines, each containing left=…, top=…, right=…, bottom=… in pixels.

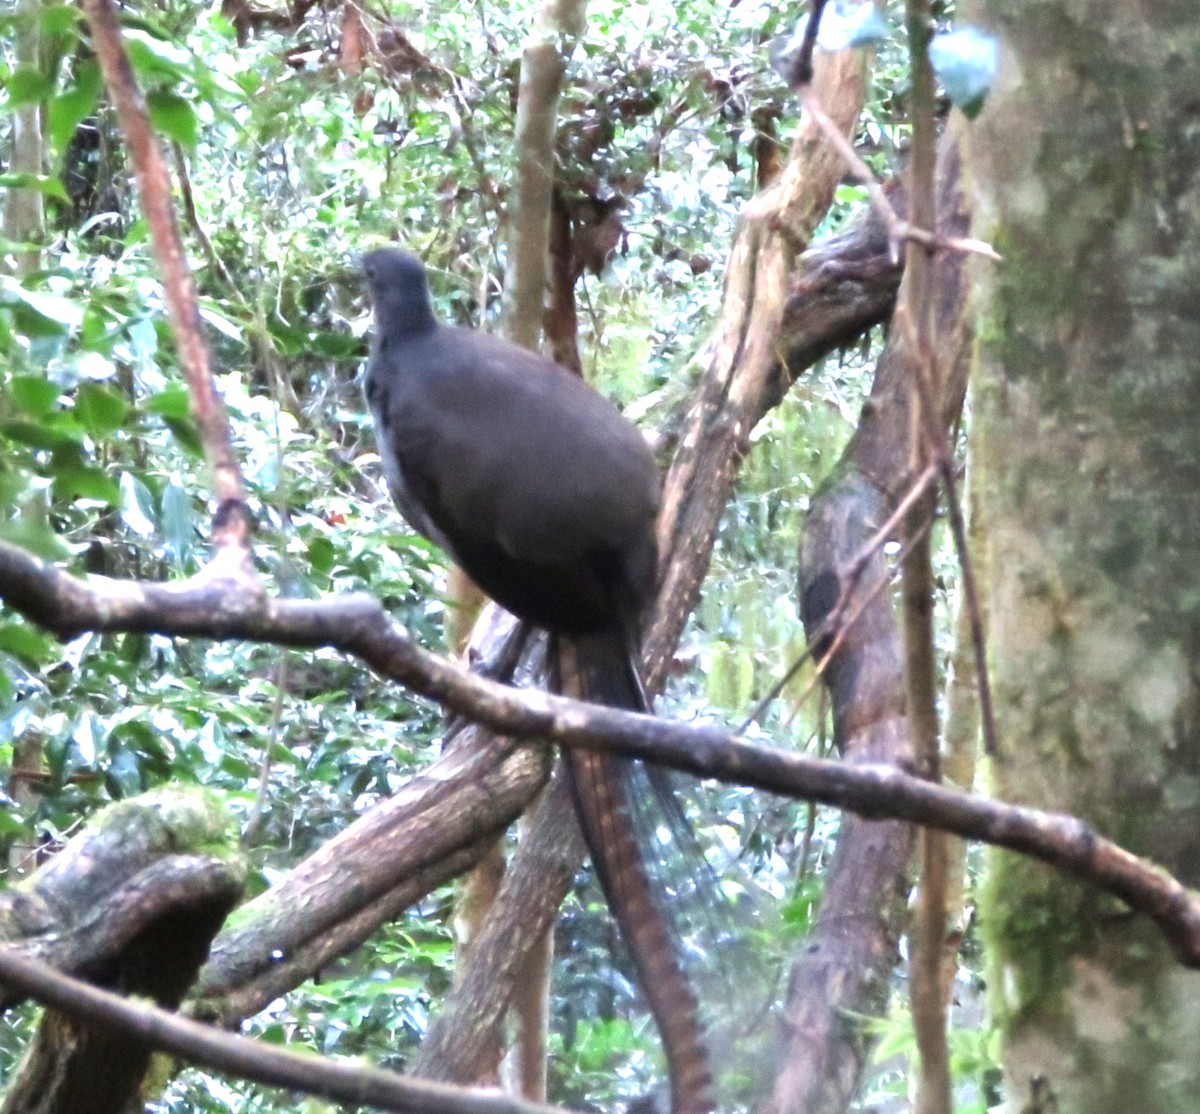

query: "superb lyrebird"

left=362, top=247, right=712, bottom=1114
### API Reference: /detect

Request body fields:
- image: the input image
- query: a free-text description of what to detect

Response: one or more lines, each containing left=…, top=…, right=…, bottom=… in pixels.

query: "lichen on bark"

left=969, top=0, right=1200, bottom=1109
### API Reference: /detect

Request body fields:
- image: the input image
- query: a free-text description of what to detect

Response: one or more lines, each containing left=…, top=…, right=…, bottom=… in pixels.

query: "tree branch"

left=197, top=733, right=548, bottom=1000
left=3, top=541, right=1200, bottom=965
left=80, top=0, right=251, bottom=547
left=0, top=947, right=567, bottom=1114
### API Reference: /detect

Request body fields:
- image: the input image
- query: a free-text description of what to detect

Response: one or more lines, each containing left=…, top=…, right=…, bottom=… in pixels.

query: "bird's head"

left=362, top=248, right=438, bottom=338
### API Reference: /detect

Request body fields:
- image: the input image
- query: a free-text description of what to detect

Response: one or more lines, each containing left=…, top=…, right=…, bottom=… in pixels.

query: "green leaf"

left=75, top=382, right=129, bottom=438
left=144, top=387, right=203, bottom=455
left=105, top=747, right=144, bottom=798
left=48, top=59, right=102, bottom=155
left=1, top=417, right=83, bottom=452
left=0, top=465, right=32, bottom=514
left=123, top=216, right=149, bottom=247
left=234, top=67, right=263, bottom=97
left=930, top=28, right=999, bottom=120
left=10, top=376, right=60, bottom=417
left=870, top=1009, right=916, bottom=1063
left=161, top=480, right=194, bottom=562
left=0, top=621, right=54, bottom=666
left=265, top=318, right=309, bottom=357
left=38, top=3, right=81, bottom=38
left=124, top=316, right=159, bottom=368
left=0, top=172, right=70, bottom=202
left=309, top=331, right=365, bottom=359
left=122, top=28, right=194, bottom=83
left=0, top=803, right=28, bottom=840
left=163, top=416, right=204, bottom=457
left=147, top=89, right=200, bottom=150
left=307, top=535, right=335, bottom=575
left=0, top=515, right=69, bottom=560
left=219, top=752, right=257, bottom=780
left=269, top=319, right=364, bottom=360
left=199, top=304, right=246, bottom=343
left=834, top=182, right=869, bottom=208
left=119, top=471, right=157, bottom=537
left=51, top=455, right=121, bottom=505
left=64, top=468, right=122, bottom=504
left=144, top=385, right=192, bottom=420
left=5, top=65, right=53, bottom=107
left=0, top=277, right=84, bottom=332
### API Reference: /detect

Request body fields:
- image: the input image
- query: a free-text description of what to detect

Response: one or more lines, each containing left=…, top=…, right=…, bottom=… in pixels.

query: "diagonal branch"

left=0, top=946, right=566, bottom=1114
left=3, top=541, right=1200, bottom=966
left=80, top=0, right=251, bottom=549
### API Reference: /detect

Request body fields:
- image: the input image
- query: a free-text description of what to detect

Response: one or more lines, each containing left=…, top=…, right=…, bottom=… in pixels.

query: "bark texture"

left=0, top=792, right=243, bottom=1114
left=413, top=52, right=891, bottom=1106
left=2, top=0, right=45, bottom=277
left=771, top=125, right=972, bottom=1114
left=968, top=3, right=1200, bottom=1111
left=198, top=734, right=547, bottom=1008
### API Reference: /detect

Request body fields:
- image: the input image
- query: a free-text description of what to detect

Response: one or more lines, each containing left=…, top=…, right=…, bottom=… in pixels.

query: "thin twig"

left=899, top=0, right=952, bottom=1105
left=780, top=507, right=935, bottom=733
left=80, top=0, right=251, bottom=549
left=243, top=654, right=289, bottom=846
left=796, top=86, right=1000, bottom=264
left=741, top=461, right=940, bottom=730
left=171, top=141, right=238, bottom=293
left=896, top=301, right=1000, bottom=758
left=937, top=458, right=997, bottom=755
left=786, top=0, right=832, bottom=88
left=798, top=75, right=1002, bottom=763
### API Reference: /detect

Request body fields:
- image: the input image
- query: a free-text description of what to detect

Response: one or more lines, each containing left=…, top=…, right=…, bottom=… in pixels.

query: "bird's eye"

left=365, top=264, right=376, bottom=279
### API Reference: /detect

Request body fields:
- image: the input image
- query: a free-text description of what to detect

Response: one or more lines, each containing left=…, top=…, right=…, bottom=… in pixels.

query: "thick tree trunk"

left=969, top=3, right=1200, bottom=1111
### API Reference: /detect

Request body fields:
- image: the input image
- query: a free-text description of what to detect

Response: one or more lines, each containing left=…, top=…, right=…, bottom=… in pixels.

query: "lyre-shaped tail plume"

left=556, top=632, right=714, bottom=1114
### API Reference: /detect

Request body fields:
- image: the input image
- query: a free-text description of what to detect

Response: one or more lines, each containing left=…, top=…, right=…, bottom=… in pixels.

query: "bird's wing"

left=394, top=331, right=659, bottom=565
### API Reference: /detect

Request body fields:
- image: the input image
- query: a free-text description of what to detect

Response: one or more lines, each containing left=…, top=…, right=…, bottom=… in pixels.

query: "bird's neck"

left=379, top=296, right=438, bottom=341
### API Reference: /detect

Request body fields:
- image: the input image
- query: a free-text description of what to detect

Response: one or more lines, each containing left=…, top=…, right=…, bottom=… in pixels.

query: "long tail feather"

left=555, top=632, right=714, bottom=1114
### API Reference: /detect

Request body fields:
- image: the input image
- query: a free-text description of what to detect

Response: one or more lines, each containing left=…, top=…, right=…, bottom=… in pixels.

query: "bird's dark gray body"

left=362, top=249, right=659, bottom=638
left=362, top=248, right=712, bottom=1114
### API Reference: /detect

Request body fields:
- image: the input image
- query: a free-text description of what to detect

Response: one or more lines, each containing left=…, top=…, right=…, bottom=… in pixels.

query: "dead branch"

left=197, top=732, right=549, bottom=1002
left=206, top=842, right=491, bottom=1027
left=645, top=50, right=869, bottom=685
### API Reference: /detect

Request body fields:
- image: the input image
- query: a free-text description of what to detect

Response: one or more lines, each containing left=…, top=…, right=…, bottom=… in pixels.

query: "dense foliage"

left=0, top=1, right=988, bottom=1110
